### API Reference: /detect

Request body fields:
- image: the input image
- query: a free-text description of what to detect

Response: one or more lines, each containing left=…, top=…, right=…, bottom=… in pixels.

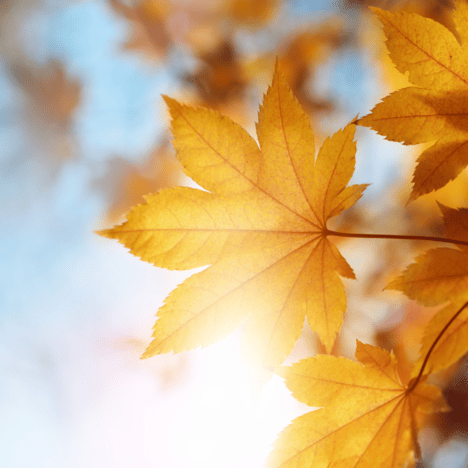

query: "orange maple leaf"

left=356, top=0, right=468, bottom=201
left=99, top=63, right=368, bottom=369
left=266, top=341, right=449, bottom=468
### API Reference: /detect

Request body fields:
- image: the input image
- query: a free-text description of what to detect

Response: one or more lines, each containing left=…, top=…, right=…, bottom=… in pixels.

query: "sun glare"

left=167, top=335, right=304, bottom=468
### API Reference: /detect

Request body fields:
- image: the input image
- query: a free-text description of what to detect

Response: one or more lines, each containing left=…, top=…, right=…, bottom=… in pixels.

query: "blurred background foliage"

left=2, top=0, right=468, bottom=467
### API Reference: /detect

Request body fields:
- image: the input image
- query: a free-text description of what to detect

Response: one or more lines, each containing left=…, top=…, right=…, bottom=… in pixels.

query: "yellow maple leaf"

left=356, top=1, right=468, bottom=201
left=387, top=202, right=468, bottom=307
left=386, top=247, right=468, bottom=377
left=266, top=341, right=449, bottom=468
left=410, top=300, right=468, bottom=378
left=99, top=63, right=367, bottom=368
left=386, top=247, right=468, bottom=307
left=388, top=203, right=468, bottom=377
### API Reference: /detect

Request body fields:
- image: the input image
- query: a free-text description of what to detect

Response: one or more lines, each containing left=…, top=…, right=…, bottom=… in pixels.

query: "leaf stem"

left=407, top=301, right=468, bottom=392
left=325, top=229, right=468, bottom=248
left=326, top=229, right=468, bottom=390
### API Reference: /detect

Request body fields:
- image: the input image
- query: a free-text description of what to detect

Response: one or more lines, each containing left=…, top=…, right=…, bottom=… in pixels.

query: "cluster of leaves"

left=100, top=1, right=468, bottom=467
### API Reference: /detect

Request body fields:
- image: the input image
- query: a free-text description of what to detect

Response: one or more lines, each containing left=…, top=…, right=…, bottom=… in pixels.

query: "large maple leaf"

left=266, top=341, right=449, bottom=468
left=356, top=0, right=468, bottom=201
left=99, top=63, right=367, bottom=368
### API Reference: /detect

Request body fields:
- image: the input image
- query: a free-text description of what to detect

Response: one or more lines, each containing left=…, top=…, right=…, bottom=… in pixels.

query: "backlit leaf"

left=99, top=63, right=368, bottom=368
left=356, top=2, right=468, bottom=200
left=267, top=341, right=449, bottom=468
left=386, top=248, right=468, bottom=306
left=411, top=300, right=468, bottom=378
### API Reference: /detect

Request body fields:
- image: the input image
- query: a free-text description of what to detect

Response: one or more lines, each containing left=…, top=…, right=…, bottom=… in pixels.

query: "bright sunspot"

left=167, top=336, right=306, bottom=468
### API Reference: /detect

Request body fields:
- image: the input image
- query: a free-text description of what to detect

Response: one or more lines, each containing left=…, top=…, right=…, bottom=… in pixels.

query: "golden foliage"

left=388, top=204, right=468, bottom=378
left=99, top=63, right=368, bottom=368
left=387, top=247, right=468, bottom=307
left=357, top=1, right=468, bottom=201
left=267, top=341, right=449, bottom=468
left=411, top=300, right=468, bottom=377
left=94, top=2, right=468, bottom=465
